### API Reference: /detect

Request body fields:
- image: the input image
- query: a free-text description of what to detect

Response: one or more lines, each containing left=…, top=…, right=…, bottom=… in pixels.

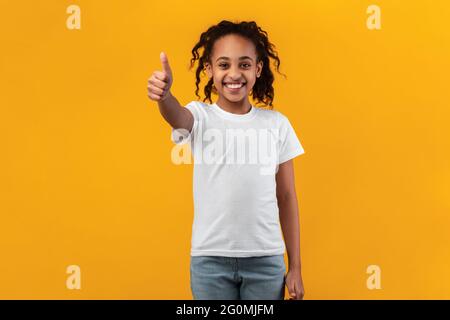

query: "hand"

left=285, top=269, right=305, bottom=300
left=147, top=51, right=173, bottom=102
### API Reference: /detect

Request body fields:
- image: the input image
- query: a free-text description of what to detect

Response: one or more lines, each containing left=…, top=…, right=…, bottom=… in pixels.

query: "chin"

left=225, top=95, right=246, bottom=103
left=222, top=90, right=249, bottom=100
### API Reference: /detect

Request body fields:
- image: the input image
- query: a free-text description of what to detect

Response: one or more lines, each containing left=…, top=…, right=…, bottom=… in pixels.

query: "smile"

left=223, top=82, right=246, bottom=90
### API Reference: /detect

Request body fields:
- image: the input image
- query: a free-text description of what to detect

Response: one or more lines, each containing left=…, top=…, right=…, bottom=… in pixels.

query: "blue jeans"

left=190, top=254, right=286, bottom=300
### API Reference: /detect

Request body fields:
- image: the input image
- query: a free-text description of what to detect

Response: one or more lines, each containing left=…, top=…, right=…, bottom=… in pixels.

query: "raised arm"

left=147, top=52, right=193, bottom=132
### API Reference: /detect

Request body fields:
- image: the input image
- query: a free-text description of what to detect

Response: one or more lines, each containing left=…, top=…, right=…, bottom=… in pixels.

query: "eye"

left=219, top=63, right=228, bottom=68
left=241, top=63, right=251, bottom=68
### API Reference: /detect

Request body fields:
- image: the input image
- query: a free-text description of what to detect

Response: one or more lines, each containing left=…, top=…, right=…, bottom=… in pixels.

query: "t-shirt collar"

left=211, top=102, right=257, bottom=121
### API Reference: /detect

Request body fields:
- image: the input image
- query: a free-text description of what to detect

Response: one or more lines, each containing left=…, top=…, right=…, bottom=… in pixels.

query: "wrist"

left=288, top=261, right=302, bottom=271
left=160, top=90, right=172, bottom=102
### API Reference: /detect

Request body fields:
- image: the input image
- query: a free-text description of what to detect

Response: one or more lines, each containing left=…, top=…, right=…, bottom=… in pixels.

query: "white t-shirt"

left=171, top=101, right=305, bottom=257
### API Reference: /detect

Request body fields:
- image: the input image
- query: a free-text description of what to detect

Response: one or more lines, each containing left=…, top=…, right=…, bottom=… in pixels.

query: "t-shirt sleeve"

left=277, top=112, right=305, bottom=164
left=171, top=101, right=201, bottom=146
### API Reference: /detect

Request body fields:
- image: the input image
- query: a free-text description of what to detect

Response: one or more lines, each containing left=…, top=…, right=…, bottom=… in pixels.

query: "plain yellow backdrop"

left=0, top=0, right=449, bottom=299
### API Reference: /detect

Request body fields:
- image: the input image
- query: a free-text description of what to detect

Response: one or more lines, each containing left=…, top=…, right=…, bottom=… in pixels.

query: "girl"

left=147, top=20, right=305, bottom=300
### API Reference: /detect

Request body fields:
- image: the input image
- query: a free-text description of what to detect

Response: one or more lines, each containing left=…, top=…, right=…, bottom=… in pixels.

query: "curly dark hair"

left=189, top=20, right=286, bottom=109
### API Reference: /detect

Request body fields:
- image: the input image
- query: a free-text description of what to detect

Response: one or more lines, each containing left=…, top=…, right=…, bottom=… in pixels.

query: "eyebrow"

left=216, top=56, right=254, bottom=62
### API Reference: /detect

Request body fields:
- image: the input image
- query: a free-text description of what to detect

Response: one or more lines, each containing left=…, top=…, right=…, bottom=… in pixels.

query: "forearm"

left=278, top=194, right=302, bottom=271
left=157, top=91, right=184, bottom=128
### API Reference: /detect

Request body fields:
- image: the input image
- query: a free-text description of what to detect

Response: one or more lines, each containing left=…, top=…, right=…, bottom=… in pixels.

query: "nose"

left=228, top=65, right=243, bottom=80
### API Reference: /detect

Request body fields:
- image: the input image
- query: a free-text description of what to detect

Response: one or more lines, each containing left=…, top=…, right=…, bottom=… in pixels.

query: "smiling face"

left=205, top=34, right=263, bottom=106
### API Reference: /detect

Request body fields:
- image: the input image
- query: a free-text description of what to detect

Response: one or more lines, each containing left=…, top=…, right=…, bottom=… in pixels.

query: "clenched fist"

left=147, top=52, right=173, bottom=101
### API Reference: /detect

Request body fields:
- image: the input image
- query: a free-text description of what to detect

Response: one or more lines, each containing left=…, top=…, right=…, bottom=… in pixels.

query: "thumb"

left=160, top=51, right=172, bottom=77
left=286, top=281, right=296, bottom=299
left=290, top=282, right=297, bottom=299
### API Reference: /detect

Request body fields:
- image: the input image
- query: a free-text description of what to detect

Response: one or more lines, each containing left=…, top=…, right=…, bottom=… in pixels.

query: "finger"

left=149, top=76, right=168, bottom=89
left=153, top=71, right=169, bottom=83
left=293, top=281, right=300, bottom=300
left=286, top=281, right=296, bottom=299
left=160, top=51, right=172, bottom=76
left=295, top=281, right=304, bottom=300
left=148, top=92, right=162, bottom=101
left=148, top=83, right=164, bottom=96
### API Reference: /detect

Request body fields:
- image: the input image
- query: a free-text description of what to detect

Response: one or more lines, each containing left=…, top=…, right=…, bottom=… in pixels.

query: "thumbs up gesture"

left=147, top=52, right=173, bottom=101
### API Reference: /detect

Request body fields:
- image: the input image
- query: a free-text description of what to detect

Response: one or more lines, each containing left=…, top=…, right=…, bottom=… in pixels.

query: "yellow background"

left=1, top=0, right=449, bottom=299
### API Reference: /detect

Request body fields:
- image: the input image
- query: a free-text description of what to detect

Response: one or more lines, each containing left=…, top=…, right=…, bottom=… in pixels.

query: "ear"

left=204, top=62, right=213, bottom=79
left=256, top=60, right=263, bottom=78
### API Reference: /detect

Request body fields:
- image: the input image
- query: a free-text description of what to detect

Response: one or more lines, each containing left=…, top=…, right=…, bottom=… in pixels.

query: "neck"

left=216, top=97, right=252, bottom=115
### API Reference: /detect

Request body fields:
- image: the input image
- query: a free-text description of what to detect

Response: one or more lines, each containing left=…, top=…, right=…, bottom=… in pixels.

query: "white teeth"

left=225, top=83, right=244, bottom=89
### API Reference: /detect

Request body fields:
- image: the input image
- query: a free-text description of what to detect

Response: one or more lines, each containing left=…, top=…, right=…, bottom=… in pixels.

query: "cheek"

left=246, top=78, right=257, bottom=90
left=212, top=74, right=223, bottom=86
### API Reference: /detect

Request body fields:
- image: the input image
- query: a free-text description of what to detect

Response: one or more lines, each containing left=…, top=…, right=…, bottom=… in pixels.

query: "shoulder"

left=184, top=100, right=214, bottom=120
left=255, top=107, right=289, bottom=127
left=184, top=100, right=211, bottom=110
